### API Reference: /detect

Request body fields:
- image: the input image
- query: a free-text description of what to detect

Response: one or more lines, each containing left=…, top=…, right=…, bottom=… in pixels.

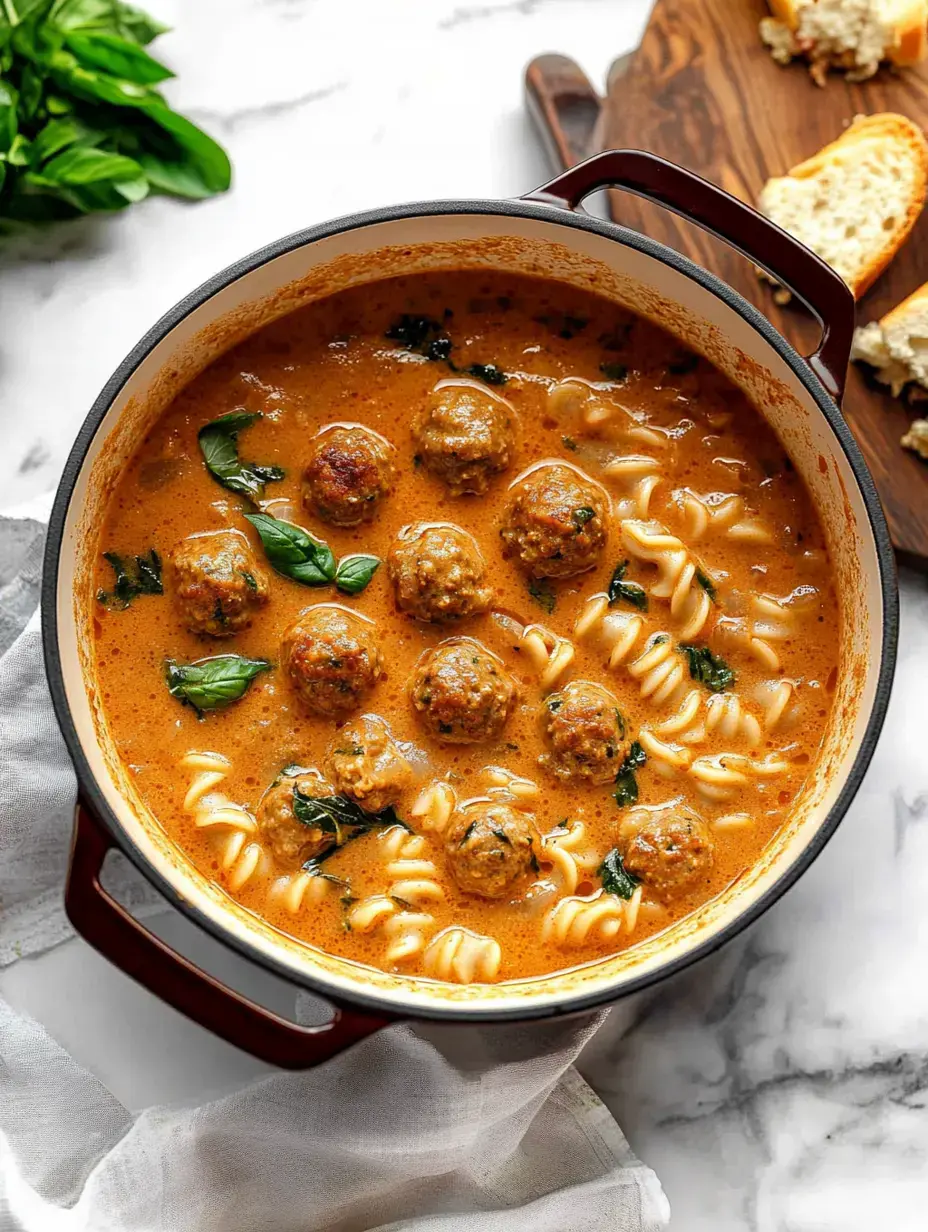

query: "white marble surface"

left=2, top=0, right=927, bottom=1227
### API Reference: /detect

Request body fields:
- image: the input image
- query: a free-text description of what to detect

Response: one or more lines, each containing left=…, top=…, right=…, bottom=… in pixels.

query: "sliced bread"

left=757, top=113, right=928, bottom=299
left=761, top=0, right=928, bottom=85
left=852, top=282, right=928, bottom=394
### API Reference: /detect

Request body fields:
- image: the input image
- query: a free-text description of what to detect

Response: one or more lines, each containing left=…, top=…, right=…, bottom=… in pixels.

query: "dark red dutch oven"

left=43, top=151, right=897, bottom=1067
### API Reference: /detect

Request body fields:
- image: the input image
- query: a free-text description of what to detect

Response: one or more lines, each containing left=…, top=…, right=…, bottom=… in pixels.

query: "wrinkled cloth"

left=0, top=503, right=669, bottom=1231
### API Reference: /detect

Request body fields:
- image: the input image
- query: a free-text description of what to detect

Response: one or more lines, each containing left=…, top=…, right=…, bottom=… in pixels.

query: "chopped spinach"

left=561, top=435, right=578, bottom=452
left=571, top=505, right=596, bottom=530
left=600, top=361, right=628, bottom=382
left=239, top=569, right=258, bottom=591
left=297, top=794, right=409, bottom=867
left=334, top=553, right=381, bottom=595
left=198, top=411, right=284, bottom=502
left=599, top=848, right=641, bottom=900
left=165, top=654, right=270, bottom=717
left=528, top=576, right=557, bottom=614
left=694, top=566, right=717, bottom=601
left=385, top=315, right=445, bottom=352
left=97, top=548, right=162, bottom=608
left=245, top=512, right=336, bottom=587
left=607, top=560, right=648, bottom=611
left=614, top=740, right=647, bottom=808
left=679, top=643, right=735, bottom=693
left=465, top=362, right=508, bottom=386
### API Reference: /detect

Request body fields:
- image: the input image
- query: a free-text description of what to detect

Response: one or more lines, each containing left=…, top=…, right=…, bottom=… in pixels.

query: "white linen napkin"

left=0, top=502, right=669, bottom=1232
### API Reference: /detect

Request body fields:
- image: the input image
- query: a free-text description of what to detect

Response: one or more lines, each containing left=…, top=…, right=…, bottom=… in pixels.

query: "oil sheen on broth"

left=92, top=271, right=840, bottom=985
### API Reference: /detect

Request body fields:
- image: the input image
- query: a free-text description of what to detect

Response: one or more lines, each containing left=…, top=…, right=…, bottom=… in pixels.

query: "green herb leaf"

left=607, top=560, right=648, bottom=611
left=244, top=512, right=336, bottom=587
left=571, top=505, right=596, bottom=530
left=166, top=654, right=270, bottom=716
left=679, top=643, right=735, bottom=693
left=97, top=548, right=162, bottom=608
left=466, top=362, right=508, bottom=386
left=297, top=796, right=408, bottom=868
left=599, top=848, right=640, bottom=900
left=600, top=361, right=628, bottom=382
left=62, top=30, right=173, bottom=85
left=385, top=314, right=444, bottom=352
left=561, top=435, right=578, bottom=452
left=614, top=740, right=647, bottom=808
left=198, top=411, right=284, bottom=502
left=528, top=576, right=556, bottom=614
left=334, top=553, right=381, bottom=595
left=694, top=566, right=717, bottom=601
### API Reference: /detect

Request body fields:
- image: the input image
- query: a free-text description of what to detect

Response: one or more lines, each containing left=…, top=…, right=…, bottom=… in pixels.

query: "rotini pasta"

left=689, top=752, right=789, bottom=802
left=627, top=633, right=689, bottom=707
left=379, top=826, right=444, bottom=906
left=410, top=780, right=457, bottom=834
left=520, top=623, right=576, bottom=690
left=484, top=766, right=539, bottom=809
left=622, top=519, right=713, bottom=640
left=601, top=454, right=662, bottom=519
left=704, top=692, right=762, bottom=746
left=541, top=820, right=601, bottom=894
left=678, top=490, right=773, bottom=545
left=541, top=887, right=642, bottom=947
left=268, top=868, right=332, bottom=914
left=423, top=926, right=502, bottom=983
left=754, top=678, right=797, bottom=730
left=180, top=751, right=267, bottom=891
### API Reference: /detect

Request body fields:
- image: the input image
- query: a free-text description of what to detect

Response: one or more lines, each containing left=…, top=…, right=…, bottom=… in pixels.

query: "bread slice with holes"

left=761, top=0, right=928, bottom=85
left=757, top=113, right=928, bottom=300
left=852, top=281, right=928, bottom=397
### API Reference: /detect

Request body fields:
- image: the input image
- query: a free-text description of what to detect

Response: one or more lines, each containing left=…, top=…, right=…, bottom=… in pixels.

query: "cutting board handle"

left=522, top=149, right=855, bottom=403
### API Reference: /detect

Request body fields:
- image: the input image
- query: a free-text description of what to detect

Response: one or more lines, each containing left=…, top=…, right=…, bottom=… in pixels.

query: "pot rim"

left=41, top=196, right=899, bottom=1022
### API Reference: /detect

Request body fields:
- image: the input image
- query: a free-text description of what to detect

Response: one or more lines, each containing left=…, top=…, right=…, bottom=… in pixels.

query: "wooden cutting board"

left=527, top=0, right=928, bottom=566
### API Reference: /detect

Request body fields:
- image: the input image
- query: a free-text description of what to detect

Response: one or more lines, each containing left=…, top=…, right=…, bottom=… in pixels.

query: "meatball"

left=257, top=771, right=336, bottom=867
left=500, top=463, right=608, bottom=578
left=618, top=805, right=714, bottom=900
left=282, top=604, right=382, bottom=717
left=168, top=530, right=269, bottom=637
left=445, top=802, right=538, bottom=899
left=326, top=714, right=412, bottom=813
left=387, top=522, right=492, bottom=622
left=411, top=382, right=515, bottom=495
left=302, top=425, right=396, bottom=526
left=540, top=681, right=628, bottom=785
left=410, top=637, right=516, bottom=744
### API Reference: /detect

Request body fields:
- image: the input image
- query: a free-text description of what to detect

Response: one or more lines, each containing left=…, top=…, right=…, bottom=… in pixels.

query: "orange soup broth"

left=92, top=271, right=840, bottom=981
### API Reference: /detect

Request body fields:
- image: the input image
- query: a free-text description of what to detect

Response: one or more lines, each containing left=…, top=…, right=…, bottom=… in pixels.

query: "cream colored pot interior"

left=56, top=211, right=883, bottom=1016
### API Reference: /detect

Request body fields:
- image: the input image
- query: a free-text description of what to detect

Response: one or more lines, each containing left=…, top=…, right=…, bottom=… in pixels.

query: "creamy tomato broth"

left=92, top=271, right=840, bottom=985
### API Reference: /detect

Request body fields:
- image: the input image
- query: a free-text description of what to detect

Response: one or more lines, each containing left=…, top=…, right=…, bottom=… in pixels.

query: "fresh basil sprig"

left=97, top=548, right=162, bottom=608
left=198, top=411, right=284, bottom=502
left=614, top=740, right=647, bottom=808
left=245, top=513, right=381, bottom=595
left=599, top=848, right=640, bottom=899
left=292, top=785, right=409, bottom=868
left=0, top=1, right=231, bottom=227
left=166, top=654, right=270, bottom=717
left=244, top=512, right=336, bottom=586
left=334, top=553, right=381, bottom=595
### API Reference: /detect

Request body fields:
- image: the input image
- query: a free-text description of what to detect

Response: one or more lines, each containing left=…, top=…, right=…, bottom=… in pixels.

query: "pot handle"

left=521, top=149, right=855, bottom=402
left=65, top=801, right=391, bottom=1069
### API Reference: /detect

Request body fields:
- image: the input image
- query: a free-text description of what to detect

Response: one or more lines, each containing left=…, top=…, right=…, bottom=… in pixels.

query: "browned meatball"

left=540, top=681, right=628, bottom=784
left=302, top=425, right=396, bottom=526
left=445, top=802, right=538, bottom=899
left=257, top=771, right=336, bottom=866
left=411, top=382, right=515, bottom=495
left=411, top=637, right=516, bottom=744
left=325, top=714, right=412, bottom=813
left=500, top=463, right=608, bottom=578
left=618, top=805, right=714, bottom=900
left=282, top=605, right=382, bottom=717
left=387, top=522, right=492, bottom=622
left=168, top=530, right=269, bottom=637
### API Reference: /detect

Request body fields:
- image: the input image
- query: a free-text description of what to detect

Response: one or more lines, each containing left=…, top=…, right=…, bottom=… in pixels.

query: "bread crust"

left=876, top=279, right=928, bottom=328
left=772, top=113, right=928, bottom=297
left=764, top=0, right=928, bottom=70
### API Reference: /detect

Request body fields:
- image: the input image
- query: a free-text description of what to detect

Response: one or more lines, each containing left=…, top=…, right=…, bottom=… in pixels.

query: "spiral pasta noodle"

left=679, top=490, right=773, bottom=545
left=410, top=781, right=457, bottom=834
left=423, top=927, right=502, bottom=983
left=704, top=692, right=762, bottom=747
left=347, top=826, right=444, bottom=964
left=541, top=820, right=601, bottom=894
left=541, top=888, right=641, bottom=947
left=268, top=868, right=332, bottom=914
left=520, top=623, right=576, bottom=690
left=622, top=519, right=713, bottom=641
left=180, top=751, right=266, bottom=892
left=689, top=752, right=789, bottom=802
left=627, top=634, right=688, bottom=707
left=601, top=454, right=662, bottom=519
left=484, top=766, right=539, bottom=809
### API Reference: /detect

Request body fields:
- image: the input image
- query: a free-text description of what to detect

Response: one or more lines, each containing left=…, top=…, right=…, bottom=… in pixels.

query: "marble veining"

left=2, top=0, right=926, bottom=1226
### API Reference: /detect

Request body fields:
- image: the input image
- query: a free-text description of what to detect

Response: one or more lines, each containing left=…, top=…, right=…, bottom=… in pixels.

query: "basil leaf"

left=571, top=506, right=596, bottom=530
left=385, top=314, right=444, bottom=352
left=465, top=362, right=507, bottom=386
left=198, top=411, right=284, bottom=502
left=297, top=795, right=409, bottom=869
left=599, top=848, right=640, bottom=900
left=42, top=144, right=143, bottom=184
left=166, top=654, right=270, bottom=716
left=334, top=553, right=381, bottom=595
left=679, top=643, right=735, bottom=693
left=607, top=560, right=648, bottom=611
left=614, top=740, right=646, bottom=808
left=528, top=576, right=556, bottom=614
left=244, top=512, right=336, bottom=586
left=97, top=548, right=162, bottom=608
left=0, top=81, right=17, bottom=153
left=62, top=30, right=173, bottom=85
left=695, top=566, right=717, bottom=601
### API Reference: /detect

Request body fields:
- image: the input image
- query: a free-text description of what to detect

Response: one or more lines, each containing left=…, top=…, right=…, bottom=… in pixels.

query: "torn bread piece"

left=760, top=0, right=928, bottom=85
left=757, top=113, right=928, bottom=301
left=852, top=284, right=928, bottom=457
